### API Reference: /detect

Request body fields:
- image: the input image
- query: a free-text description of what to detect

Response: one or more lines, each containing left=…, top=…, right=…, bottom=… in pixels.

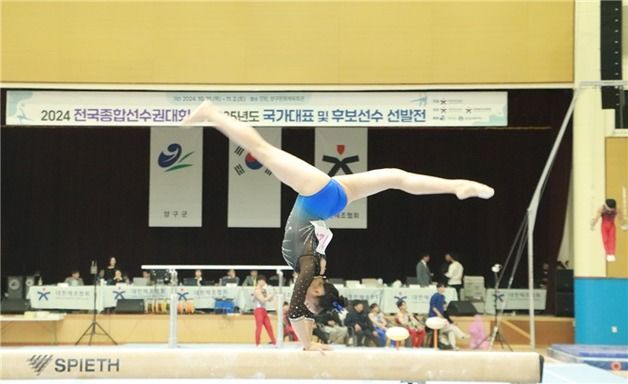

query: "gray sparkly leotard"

left=283, top=179, right=348, bottom=320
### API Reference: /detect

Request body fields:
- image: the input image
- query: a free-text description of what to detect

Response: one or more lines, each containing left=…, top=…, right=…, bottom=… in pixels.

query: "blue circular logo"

left=158, top=143, right=182, bottom=168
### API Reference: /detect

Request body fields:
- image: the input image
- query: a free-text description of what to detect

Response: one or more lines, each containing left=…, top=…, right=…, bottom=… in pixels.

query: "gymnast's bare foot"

left=455, top=180, right=494, bottom=200
left=182, top=100, right=215, bottom=125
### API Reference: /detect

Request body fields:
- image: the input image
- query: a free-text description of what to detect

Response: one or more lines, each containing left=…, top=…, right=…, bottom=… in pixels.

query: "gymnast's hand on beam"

left=304, top=342, right=333, bottom=354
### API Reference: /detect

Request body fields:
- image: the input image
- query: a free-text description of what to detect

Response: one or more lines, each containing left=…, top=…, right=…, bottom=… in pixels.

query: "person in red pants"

left=253, top=275, right=277, bottom=346
left=591, top=199, right=624, bottom=262
left=395, top=300, right=425, bottom=348
left=281, top=302, right=299, bottom=342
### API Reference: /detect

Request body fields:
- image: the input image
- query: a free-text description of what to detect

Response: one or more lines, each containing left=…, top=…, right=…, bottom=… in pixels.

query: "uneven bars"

left=525, top=80, right=628, bottom=350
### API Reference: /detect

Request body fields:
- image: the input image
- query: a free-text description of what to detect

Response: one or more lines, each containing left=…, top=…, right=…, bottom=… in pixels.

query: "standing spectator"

left=281, top=302, right=298, bottom=342
left=315, top=310, right=348, bottom=345
left=220, top=269, right=240, bottom=286
left=395, top=300, right=425, bottom=348
left=243, top=270, right=259, bottom=286
left=429, top=283, right=468, bottom=350
left=253, top=275, right=276, bottom=346
left=102, top=257, right=118, bottom=284
left=437, top=258, right=450, bottom=284
left=468, top=314, right=489, bottom=350
left=64, top=269, right=84, bottom=286
left=368, top=303, right=390, bottom=347
left=345, top=301, right=382, bottom=347
left=416, top=253, right=432, bottom=287
left=444, top=253, right=464, bottom=299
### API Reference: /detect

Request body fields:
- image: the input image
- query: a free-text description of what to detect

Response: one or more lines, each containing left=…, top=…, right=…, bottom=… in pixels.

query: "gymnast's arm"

left=254, top=287, right=270, bottom=303
left=288, top=255, right=330, bottom=351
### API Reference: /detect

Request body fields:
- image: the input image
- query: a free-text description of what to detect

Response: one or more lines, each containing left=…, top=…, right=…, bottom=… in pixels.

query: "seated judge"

left=194, top=269, right=205, bottom=286
left=242, top=270, right=258, bottom=287
left=220, top=269, right=240, bottom=286
left=111, top=269, right=129, bottom=285
left=64, top=269, right=84, bottom=286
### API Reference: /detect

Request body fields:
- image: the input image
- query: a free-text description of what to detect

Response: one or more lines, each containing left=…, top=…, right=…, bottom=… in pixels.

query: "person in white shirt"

left=444, top=253, right=464, bottom=299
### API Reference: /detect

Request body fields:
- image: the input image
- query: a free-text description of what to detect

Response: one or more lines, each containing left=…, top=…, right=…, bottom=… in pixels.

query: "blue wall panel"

left=575, top=278, right=628, bottom=345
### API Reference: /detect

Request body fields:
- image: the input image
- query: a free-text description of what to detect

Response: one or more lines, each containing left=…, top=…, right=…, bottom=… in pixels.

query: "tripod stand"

left=476, top=269, right=512, bottom=351
left=75, top=261, right=117, bottom=345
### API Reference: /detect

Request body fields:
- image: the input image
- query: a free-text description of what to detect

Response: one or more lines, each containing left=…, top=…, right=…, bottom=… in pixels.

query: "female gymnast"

left=183, top=101, right=494, bottom=351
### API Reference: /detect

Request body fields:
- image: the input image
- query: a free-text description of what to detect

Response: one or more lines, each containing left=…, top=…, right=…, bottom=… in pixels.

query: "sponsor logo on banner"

left=28, top=355, right=53, bottom=376
left=36, top=288, right=50, bottom=301
left=149, top=127, right=203, bottom=227
left=315, top=128, right=367, bottom=229
left=27, top=355, right=121, bottom=376
left=323, top=145, right=360, bottom=175
left=157, top=143, right=194, bottom=172
left=228, top=128, right=281, bottom=228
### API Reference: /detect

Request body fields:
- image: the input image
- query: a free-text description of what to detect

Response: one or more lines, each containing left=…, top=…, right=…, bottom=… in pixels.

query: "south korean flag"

left=227, top=127, right=282, bottom=228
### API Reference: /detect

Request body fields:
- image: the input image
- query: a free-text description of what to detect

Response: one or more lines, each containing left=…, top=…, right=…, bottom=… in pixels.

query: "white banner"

left=484, top=288, right=547, bottom=314
left=149, top=127, right=203, bottom=227
left=6, top=90, right=507, bottom=127
left=228, top=128, right=282, bottom=227
left=27, top=286, right=97, bottom=311
left=315, top=128, right=367, bottom=229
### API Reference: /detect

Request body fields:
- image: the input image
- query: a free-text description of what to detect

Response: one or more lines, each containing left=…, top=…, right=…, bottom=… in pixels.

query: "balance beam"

left=1, top=346, right=543, bottom=382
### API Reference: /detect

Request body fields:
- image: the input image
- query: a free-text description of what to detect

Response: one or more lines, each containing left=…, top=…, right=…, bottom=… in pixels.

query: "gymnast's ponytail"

left=318, top=282, right=348, bottom=313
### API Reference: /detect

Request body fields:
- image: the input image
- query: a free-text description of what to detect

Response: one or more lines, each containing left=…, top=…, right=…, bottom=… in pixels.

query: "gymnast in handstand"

left=183, top=101, right=494, bottom=351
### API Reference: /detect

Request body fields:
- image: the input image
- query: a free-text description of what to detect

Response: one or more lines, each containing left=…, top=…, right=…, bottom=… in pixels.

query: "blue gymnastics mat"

left=548, top=344, right=628, bottom=371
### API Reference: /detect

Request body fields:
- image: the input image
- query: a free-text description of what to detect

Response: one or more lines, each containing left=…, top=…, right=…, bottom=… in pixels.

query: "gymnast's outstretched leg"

left=334, top=169, right=494, bottom=204
left=183, top=101, right=330, bottom=196
left=184, top=101, right=494, bottom=202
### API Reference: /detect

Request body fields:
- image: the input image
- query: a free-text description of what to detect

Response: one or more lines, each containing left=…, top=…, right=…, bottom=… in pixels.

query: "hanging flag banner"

left=228, top=128, right=282, bottom=228
left=315, top=128, right=368, bottom=229
left=5, top=90, right=507, bottom=127
left=149, top=127, right=203, bottom=227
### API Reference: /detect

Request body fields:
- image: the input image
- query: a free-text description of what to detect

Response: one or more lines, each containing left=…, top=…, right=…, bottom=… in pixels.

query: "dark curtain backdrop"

left=1, top=90, right=572, bottom=310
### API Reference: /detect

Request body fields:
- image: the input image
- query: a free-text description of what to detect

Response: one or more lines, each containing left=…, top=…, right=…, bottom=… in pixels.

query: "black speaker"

left=7, top=276, right=24, bottom=299
left=115, top=299, right=145, bottom=314
left=555, top=292, right=574, bottom=317
left=447, top=301, right=478, bottom=316
left=555, top=270, right=574, bottom=292
left=0, top=298, right=31, bottom=314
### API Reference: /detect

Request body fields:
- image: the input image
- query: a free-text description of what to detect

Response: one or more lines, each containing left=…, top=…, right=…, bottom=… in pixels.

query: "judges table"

left=28, top=285, right=459, bottom=314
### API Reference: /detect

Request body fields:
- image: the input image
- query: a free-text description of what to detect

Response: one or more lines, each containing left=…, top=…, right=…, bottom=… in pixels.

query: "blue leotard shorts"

left=295, top=178, right=348, bottom=220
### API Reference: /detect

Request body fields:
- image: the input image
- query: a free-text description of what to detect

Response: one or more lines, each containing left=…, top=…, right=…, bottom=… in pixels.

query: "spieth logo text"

left=28, top=355, right=120, bottom=375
